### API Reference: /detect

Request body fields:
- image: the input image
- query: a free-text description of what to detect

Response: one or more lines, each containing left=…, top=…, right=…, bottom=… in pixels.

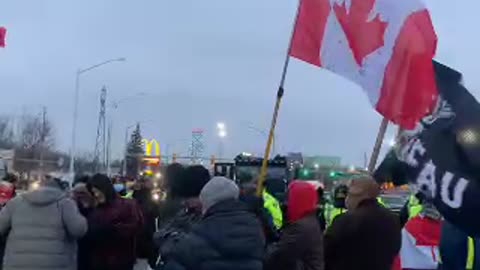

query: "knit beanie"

left=199, top=176, right=239, bottom=213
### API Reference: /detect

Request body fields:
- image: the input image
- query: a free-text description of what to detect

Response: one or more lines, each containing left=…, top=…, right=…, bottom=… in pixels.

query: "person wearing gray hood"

left=0, top=177, right=87, bottom=270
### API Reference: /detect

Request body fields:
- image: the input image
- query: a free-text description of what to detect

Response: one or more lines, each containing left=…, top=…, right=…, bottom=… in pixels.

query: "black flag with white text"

left=375, top=61, right=480, bottom=236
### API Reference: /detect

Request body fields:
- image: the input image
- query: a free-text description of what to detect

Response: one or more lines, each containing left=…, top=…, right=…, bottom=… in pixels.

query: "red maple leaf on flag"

left=334, top=0, right=387, bottom=66
left=0, top=27, right=6, bottom=48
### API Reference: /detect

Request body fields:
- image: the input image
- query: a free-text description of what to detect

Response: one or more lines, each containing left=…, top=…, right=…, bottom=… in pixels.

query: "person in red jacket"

left=0, top=180, right=14, bottom=270
left=85, top=174, right=143, bottom=270
left=266, top=181, right=324, bottom=270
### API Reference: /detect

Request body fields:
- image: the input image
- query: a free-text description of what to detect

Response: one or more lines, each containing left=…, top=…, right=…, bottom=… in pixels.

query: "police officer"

left=326, top=184, right=348, bottom=227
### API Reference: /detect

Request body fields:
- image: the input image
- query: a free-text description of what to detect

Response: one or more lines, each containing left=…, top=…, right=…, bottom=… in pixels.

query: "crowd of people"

left=0, top=164, right=476, bottom=270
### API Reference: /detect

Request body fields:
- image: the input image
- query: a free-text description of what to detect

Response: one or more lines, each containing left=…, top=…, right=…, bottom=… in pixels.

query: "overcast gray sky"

left=0, top=0, right=477, bottom=166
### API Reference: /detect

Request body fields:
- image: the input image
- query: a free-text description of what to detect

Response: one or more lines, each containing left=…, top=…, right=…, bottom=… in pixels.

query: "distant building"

left=286, top=152, right=303, bottom=167
left=304, top=155, right=342, bottom=168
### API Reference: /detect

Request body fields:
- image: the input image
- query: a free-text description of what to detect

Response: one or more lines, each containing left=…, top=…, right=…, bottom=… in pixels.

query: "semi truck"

left=213, top=153, right=289, bottom=202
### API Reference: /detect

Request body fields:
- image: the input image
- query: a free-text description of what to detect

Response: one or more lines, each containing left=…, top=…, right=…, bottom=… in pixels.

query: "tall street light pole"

left=217, top=122, right=227, bottom=159
left=68, top=57, right=126, bottom=183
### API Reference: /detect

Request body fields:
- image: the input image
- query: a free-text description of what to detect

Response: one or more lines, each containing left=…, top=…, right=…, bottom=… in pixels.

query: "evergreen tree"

left=126, top=123, right=143, bottom=177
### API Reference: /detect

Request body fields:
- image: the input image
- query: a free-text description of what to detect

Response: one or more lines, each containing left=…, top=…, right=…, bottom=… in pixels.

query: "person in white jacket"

left=0, top=177, right=87, bottom=270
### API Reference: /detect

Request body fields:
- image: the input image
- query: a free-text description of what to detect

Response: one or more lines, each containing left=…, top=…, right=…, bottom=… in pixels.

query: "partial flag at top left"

left=0, top=27, right=6, bottom=47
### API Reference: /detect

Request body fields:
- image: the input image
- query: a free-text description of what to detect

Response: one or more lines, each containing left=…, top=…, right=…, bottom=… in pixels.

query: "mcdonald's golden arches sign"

left=142, top=139, right=161, bottom=157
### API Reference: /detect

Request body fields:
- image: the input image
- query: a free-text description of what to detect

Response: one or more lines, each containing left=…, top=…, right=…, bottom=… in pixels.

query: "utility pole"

left=106, top=119, right=112, bottom=176
left=94, top=86, right=107, bottom=173
left=123, top=127, right=129, bottom=176
left=39, top=106, right=47, bottom=178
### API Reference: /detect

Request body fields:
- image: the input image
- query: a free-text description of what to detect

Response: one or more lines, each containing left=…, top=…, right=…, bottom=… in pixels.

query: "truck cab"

left=234, top=154, right=288, bottom=203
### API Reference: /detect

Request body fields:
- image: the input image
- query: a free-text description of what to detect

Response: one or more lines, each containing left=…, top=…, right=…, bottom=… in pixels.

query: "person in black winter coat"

left=155, top=165, right=210, bottom=268
left=438, top=221, right=479, bottom=270
left=325, top=178, right=400, bottom=270
left=164, top=177, right=265, bottom=270
left=157, top=163, right=186, bottom=228
left=316, top=186, right=327, bottom=231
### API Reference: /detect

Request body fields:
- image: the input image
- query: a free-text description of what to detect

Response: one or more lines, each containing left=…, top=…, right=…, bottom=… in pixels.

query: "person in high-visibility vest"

left=326, top=184, right=348, bottom=226
left=122, top=190, right=134, bottom=199
left=263, top=189, right=283, bottom=230
left=408, top=194, right=423, bottom=219
left=438, top=221, right=477, bottom=270
left=399, top=193, right=425, bottom=227
left=377, top=196, right=386, bottom=207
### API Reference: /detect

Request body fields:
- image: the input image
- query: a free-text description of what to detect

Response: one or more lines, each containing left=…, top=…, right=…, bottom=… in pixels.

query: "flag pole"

left=256, top=0, right=302, bottom=197
left=368, top=117, right=389, bottom=173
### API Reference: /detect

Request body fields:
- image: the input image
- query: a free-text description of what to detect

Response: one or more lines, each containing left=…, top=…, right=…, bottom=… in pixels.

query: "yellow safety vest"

left=408, top=195, right=423, bottom=219
left=467, top=237, right=474, bottom=270
left=377, top=197, right=386, bottom=207
left=409, top=205, right=423, bottom=219
left=324, top=204, right=332, bottom=224
left=327, top=207, right=346, bottom=227
left=122, top=191, right=133, bottom=199
left=439, top=236, right=475, bottom=269
left=409, top=195, right=420, bottom=206
left=263, top=190, right=283, bottom=230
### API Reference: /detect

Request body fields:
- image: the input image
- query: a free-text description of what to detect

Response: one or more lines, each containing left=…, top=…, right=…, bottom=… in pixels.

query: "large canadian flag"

left=290, top=0, right=438, bottom=129
left=0, top=27, right=6, bottom=48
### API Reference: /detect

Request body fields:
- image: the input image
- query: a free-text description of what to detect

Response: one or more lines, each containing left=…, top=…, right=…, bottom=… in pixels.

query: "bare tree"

left=19, top=111, right=54, bottom=150
left=0, top=116, right=14, bottom=149
left=14, top=111, right=55, bottom=175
